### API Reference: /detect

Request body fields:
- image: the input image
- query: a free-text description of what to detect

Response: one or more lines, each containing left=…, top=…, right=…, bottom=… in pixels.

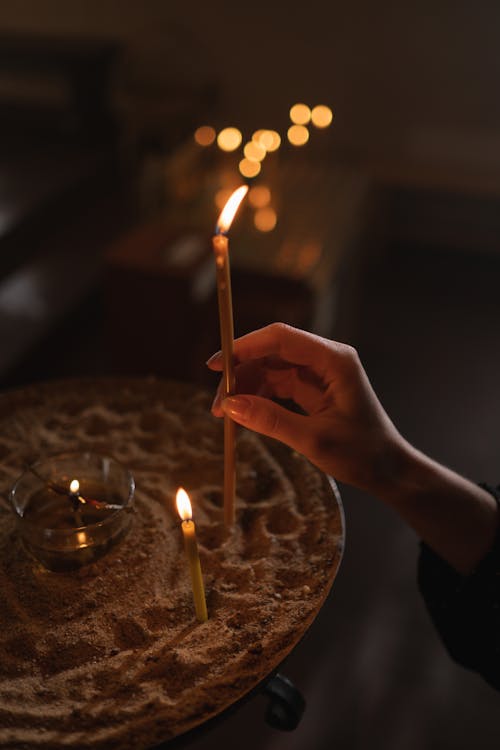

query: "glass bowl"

left=10, top=452, right=135, bottom=571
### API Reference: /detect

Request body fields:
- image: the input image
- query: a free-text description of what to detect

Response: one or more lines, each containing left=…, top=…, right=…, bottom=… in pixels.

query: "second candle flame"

left=176, top=487, right=192, bottom=521
left=216, top=185, right=248, bottom=234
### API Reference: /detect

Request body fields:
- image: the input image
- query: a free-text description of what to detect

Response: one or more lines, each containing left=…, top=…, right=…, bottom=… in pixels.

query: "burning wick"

left=176, top=487, right=208, bottom=623
left=69, top=478, right=84, bottom=527
left=212, top=185, right=248, bottom=526
left=25, top=464, right=122, bottom=512
left=69, top=479, right=80, bottom=507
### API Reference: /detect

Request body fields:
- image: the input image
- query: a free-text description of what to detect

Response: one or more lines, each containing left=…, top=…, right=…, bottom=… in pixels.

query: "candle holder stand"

left=263, top=672, right=306, bottom=731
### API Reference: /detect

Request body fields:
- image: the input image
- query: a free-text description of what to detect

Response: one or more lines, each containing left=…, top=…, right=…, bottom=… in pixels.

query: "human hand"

left=207, top=322, right=405, bottom=492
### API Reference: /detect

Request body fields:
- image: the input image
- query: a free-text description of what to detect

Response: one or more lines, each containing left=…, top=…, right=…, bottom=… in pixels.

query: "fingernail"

left=206, top=350, right=222, bottom=366
left=211, top=393, right=221, bottom=412
left=221, top=396, right=251, bottom=421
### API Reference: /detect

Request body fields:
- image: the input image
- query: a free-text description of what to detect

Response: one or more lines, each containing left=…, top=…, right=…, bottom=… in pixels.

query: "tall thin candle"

left=212, top=185, right=248, bottom=526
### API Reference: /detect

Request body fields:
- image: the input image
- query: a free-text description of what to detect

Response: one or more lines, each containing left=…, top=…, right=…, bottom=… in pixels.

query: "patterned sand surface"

left=0, top=378, right=344, bottom=749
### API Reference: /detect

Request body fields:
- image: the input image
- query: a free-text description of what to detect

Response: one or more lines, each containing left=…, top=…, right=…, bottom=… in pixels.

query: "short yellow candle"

left=212, top=185, right=248, bottom=526
left=176, top=487, right=208, bottom=623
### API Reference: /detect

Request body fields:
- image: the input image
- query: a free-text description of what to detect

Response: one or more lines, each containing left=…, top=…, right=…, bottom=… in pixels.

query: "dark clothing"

left=418, top=484, right=500, bottom=691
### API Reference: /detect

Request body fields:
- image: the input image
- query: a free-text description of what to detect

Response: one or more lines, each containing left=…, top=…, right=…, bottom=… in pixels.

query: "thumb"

left=221, top=395, right=306, bottom=451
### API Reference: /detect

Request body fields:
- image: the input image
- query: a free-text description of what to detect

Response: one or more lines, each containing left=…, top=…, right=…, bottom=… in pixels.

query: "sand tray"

left=0, top=378, right=344, bottom=749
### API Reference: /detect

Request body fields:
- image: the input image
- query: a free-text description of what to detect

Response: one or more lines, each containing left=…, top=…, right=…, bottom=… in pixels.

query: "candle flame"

left=176, top=487, right=192, bottom=521
left=70, top=479, right=80, bottom=494
left=216, top=185, right=248, bottom=234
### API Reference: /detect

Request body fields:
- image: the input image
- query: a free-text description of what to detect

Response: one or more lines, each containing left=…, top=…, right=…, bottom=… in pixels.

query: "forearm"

left=372, top=438, right=499, bottom=575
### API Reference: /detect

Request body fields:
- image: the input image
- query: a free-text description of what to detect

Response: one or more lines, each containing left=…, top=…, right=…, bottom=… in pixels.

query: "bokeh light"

left=248, top=185, right=271, bottom=208
left=254, top=207, right=277, bottom=232
left=287, top=124, right=309, bottom=146
left=260, top=130, right=281, bottom=151
left=194, top=125, right=216, bottom=146
left=244, top=141, right=266, bottom=162
left=289, top=103, right=311, bottom=125
left=239, top=158, right=261, bottom=178
left=252, top=129, right=281, bottom=152
left=252, top=129, right=266, bottom=144
left=217, top=127, right=243, bottom=152
left=311, top=105, right=333, bottom=128
left=297, top=241, right=322, bottom=272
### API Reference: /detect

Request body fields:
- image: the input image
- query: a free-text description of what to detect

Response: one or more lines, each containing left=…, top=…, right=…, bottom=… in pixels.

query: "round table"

left=0, top=377, right=344, bottom=749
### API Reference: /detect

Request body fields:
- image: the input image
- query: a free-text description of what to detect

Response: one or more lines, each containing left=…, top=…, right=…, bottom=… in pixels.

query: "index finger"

left=231, top=323, right=351, bottom=381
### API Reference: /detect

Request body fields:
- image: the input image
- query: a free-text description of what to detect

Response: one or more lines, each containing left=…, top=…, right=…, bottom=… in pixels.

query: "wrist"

left=360, top=429, right=417, bottom=501
left=367, top=436, right=499, bottom=574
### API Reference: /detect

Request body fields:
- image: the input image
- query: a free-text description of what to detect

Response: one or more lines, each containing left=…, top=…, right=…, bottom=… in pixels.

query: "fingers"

left=207, top=323, right=356, bottom=384
left=233, top=324, right=335, bottom=379
left=265, top=366, right=325, bottom=414
left=211, top=383, right=224, bottom=416
left=211, top=360, right=326, bottom=417
left=210, top=358, right=275, bottom=416
left=220, top=394, right=308, bottom=451
left=206, top=350, right=223, bottom=371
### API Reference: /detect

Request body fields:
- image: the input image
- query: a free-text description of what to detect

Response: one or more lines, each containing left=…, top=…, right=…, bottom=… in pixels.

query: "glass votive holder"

left=10, top=452, right=135, bottom=572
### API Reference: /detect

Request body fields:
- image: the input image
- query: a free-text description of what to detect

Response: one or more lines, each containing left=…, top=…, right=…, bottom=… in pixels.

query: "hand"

left=208, top=323, right=500, bottom=573
left=207, top=322, right=404, bottom=492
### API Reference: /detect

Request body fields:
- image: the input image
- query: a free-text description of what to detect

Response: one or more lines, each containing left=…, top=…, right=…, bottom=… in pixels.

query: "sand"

left=0, top=378, right=344, bottom=749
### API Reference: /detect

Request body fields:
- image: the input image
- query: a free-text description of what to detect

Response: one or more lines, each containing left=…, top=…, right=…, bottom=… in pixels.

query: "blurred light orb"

left=194, top=125, right=216, bottom=146
left=253, top=129, right=281, bottom=152
left=217, top=127, right=243, bottom=152
left=290, top=103, right=311, bottom=125
left=254, top=207, right=277, bottom=232
left=260, top=130, right=281, bottom=151
left=244, top=141, right=266, bottom=162
left=287, top=125, right=309, bottom=146
left=311, top=105, right=333, bottom=128
left=248, top=185, right=271, bottom=208
left=252, top=129, right=266, bottom=144
left=239, top=158, right=261, bottom=178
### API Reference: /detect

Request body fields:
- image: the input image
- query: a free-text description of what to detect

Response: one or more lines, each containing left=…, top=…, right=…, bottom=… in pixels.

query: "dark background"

left=1, top=2, right=500, bottom=748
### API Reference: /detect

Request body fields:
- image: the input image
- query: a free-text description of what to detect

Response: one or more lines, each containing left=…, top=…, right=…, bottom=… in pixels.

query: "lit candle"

left=176, top=487, right=208, bottom=623
left=69, top=478, right=80, bottom=505
left=212, top=185, right=248, bottom=526
left=69, top=478, right=84, bottom=526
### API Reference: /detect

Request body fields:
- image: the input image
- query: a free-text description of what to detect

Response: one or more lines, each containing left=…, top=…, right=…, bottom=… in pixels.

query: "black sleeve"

left=417, top=484, right=500, bottom=691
